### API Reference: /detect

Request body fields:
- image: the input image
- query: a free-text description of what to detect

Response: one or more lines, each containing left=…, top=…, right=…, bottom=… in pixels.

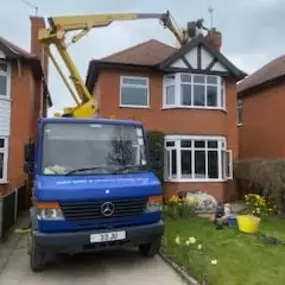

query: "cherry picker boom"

left=37, top=11, right=187, bottom=118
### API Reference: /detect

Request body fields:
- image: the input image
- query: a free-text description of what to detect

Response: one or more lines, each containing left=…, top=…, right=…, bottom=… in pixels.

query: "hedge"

left=234, top=158, right=285, bottom=213
left=146, top=130, right=164, bottom=182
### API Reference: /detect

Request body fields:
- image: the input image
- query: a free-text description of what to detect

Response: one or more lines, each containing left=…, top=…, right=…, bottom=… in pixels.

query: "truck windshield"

left=41, top=122, right=148, bottom=175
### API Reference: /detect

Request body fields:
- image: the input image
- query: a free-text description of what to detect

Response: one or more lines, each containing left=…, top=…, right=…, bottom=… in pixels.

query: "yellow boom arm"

left=38, top=11, right=185, bottom=118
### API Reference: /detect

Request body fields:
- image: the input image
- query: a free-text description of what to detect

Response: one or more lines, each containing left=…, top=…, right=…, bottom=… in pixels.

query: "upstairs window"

left=237, top=99, right=243, bottom=125
left=120, top=76, right=149, bottom=108
left=163, top=73, right=225, bottom=109
left=0, top=61, right=10, bottom=98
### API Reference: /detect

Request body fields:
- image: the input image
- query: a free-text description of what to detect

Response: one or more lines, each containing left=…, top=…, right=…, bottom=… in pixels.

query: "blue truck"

left=24, top=117, right=164, bottom=272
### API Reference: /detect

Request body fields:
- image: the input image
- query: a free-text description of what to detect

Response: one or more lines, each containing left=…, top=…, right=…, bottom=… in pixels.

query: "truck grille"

left=60, top=198, right=147, bottom=221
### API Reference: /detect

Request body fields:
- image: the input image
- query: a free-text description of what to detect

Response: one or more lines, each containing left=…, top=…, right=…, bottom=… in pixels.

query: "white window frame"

left=162, top=73, right=226, bottom=110
left=0, top=60, right=11, bottom=100
left=164, top=135, right=233, bottom=183
left=237, top=99, right=243, bottom=126
left=0, top=136, right=8, bottom=184
left=119, top=76, right=150, bottom=108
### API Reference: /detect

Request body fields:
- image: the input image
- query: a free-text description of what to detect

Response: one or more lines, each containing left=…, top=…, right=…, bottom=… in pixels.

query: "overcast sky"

left=1, top=0, right=284, bottom=116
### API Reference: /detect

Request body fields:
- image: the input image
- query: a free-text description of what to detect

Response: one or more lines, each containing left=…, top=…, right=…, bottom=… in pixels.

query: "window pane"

left=181, top=84, right=192, bottom=105
left=193, top=85, right=205, bottom=106
left=181, top=150, right=192, bottom=177
left=181, top=140, right=191, bottom=147
left=221, top=82, right=225, bottom=108
left=0, top=152, right=3, bottom=179
left=208, top=140, right=218, bottom=148
left=166, top=85, right=175, bottom=105
left=0, top=75, right=7, bottom=96
left=166, top=141, right=175, bottom=147
left=0, top=139, right=4, bottom=148
left=194, top=150, right=206, bottom=179
left=181, top=74, right=191, bottom=83
left=195, top=140, right=205, bottom=148
left=207, top=86, right=218, bottom=107
left=171, top=149, right=177, bottom=175
left=122, top=77, right=147, bottom=86
left=207, top=76, right=218, bottom=84
left=121, top=87, right=147, bottom=106
left=0, top=63, right=7, bottom=72
left=165, top=150, right=170, bottom=178
left=193, top=75, right=205, bottom=84
left=208, top=151, right=218, bottom=178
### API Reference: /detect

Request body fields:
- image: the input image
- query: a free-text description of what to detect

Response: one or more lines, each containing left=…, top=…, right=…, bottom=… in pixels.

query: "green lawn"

left=162, top=216, right=285, bottom=285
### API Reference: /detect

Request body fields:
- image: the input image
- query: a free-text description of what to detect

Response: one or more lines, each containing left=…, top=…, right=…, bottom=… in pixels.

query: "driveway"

left=0, top=228, right=186, bottom=285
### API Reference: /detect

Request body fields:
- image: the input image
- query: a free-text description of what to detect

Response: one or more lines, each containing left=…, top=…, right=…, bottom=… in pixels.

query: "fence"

left=0, top=185, right=27, bottom=239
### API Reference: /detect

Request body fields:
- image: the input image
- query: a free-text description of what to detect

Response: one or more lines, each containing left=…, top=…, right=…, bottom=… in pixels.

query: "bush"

left=244, top=193, right=275, bottom=217
left=234, top=159, right=285, bottom=213
left=163, top=194, right=197, bottom=219
left=146, top=130, right=164, bottom=182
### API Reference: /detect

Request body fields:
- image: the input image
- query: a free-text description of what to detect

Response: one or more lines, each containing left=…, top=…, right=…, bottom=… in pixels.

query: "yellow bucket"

left=237, top=215, right=261, bottom=234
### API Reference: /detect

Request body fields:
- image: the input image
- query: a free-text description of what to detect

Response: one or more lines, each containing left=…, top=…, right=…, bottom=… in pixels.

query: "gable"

left=159, top=35, right=246, bottom=80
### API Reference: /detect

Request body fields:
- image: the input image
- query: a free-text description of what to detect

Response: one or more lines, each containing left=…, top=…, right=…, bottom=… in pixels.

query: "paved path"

left=0, top=227, right=186, bottom=285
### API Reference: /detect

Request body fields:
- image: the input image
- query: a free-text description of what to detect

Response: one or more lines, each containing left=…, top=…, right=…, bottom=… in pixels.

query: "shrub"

left=146, top=130, right=164, bottom=182
left=234, top=159, right=285, bottom=213
left=244, top=193, right=275, bottom=217
left=163, top=194, right=197, bottom=219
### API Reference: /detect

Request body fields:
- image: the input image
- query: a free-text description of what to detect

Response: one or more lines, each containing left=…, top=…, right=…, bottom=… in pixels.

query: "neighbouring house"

left=237, top=55, right=285, bottom=159
left=86, top=28, right=246, bottom=202
left=0, top=16, right=52, bottom=199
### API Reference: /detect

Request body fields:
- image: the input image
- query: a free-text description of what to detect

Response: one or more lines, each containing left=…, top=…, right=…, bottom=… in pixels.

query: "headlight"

left=145, top=195, right=163, bottom=212
left=36, top=202, right=64, bottom=221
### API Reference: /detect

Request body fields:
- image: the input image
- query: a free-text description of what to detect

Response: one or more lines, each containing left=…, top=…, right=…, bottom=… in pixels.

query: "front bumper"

left=33, top=220, right=164, bottom=254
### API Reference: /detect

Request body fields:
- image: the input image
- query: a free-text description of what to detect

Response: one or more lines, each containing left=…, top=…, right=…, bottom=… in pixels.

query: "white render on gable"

left=170, top=46, right=227, bottom=73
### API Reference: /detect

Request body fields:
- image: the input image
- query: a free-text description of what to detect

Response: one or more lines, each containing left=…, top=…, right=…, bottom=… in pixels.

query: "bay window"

left=163, top=73, right=225, bottom=109
left=164, top=135, right=232, bottom=182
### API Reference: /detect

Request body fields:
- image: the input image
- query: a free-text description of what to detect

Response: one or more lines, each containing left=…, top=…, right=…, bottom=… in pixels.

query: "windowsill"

left=161, top=105, right=227, bottom=113
left=119, top=105, right=150, bottom=109
left=0, top=97, right=11, bottom=102
left=0, top=180, right=8, bottom=185
left=164, top=178, right=229, bottom=183
left=238, top=123, right=243, bottom=127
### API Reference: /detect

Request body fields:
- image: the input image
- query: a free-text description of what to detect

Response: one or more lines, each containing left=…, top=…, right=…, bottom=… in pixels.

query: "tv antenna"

left=208, top=6, right=214, bottom=28
left=19, top=0, right=39, bottom=16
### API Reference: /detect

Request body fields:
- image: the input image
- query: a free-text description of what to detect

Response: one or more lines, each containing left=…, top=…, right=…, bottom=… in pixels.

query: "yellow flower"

left=188, top=237, right=196, bottom=244
left=185, top=240, right=190, bottom=246
left=211, top=260, right=218, bottom=265
left=198, top=244, right=202, bottom=250
left=175, top=236, right=181, bottom=245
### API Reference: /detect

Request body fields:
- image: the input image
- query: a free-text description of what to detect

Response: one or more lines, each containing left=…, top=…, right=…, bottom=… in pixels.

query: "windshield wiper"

left=64, top=166, right=112, bottom=176
left=113, top=165, right=147, bottom=174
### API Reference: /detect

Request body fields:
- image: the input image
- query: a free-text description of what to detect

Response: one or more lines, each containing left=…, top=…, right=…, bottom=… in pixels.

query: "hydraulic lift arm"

left=38, top=11, right=185, bottom=118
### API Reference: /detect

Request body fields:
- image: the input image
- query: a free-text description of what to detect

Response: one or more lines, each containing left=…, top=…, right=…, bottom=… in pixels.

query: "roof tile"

left=237, top=55, right=285, bottom=93
left=101, top=39, right=177, bottom=65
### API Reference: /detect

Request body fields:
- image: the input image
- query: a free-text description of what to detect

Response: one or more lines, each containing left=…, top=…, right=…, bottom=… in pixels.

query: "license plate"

left=90, top=231, right=126, bottom=243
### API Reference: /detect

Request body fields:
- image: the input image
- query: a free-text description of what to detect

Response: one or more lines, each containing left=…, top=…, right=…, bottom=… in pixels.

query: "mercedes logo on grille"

left=101, top=202, right=114, bottom=217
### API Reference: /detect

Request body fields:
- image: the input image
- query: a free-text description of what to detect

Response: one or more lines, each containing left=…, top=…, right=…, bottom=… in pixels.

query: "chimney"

left=205, top=28, right=222, bottom=51
left=30, top=16, right=48, bottom=79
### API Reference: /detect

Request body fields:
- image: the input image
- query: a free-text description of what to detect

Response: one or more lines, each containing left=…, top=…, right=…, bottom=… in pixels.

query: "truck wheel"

left=139, top=238, right=161, bottom=258
left=30, top=236, right=46, bottom=272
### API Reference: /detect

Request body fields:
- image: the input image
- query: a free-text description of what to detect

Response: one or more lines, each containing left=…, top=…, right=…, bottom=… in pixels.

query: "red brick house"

left=0, top=16, right=52, bottom=196
left=237, top=55, right=285, bottom=159
left=86, top=29, right=246, bottom=202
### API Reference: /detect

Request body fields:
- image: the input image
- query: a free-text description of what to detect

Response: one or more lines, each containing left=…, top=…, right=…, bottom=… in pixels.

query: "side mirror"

left=24, top=142, right=35, bottom=162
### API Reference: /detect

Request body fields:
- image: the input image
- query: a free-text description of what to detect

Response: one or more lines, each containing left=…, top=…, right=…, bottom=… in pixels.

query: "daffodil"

left=211, top=260, right=218, bottom=265
left=175, top=235, right=181, bottom=245
left=188, top=237, right=196, bottom=244
left=185, top=240, right=190, bottom=246
left=198, top=244, right=202, bottom=250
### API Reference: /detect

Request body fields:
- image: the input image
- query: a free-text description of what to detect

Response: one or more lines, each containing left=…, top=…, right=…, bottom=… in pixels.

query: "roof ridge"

left=100, top=38, right=175, bottom=61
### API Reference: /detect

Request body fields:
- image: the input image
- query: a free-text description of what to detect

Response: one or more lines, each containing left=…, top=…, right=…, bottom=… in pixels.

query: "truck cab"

left=24, top=117, right=164, bottom=272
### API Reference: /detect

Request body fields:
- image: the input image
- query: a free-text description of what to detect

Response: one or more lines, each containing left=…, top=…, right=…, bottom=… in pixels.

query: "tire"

left=30, top=236, right=47, bottom=273
left=139, top=238, right=161, bottom=258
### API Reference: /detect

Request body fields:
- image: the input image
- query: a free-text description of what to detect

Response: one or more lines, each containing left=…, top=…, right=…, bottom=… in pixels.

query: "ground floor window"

left=0, top=136, right=8, bottom=183
left=164, top=135, right=233, bottom=182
